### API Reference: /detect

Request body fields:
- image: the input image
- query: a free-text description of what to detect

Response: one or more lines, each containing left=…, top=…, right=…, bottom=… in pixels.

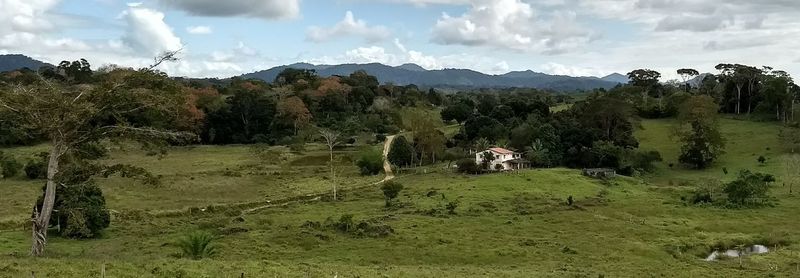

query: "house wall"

left=475, top=151, right=520, bottom=170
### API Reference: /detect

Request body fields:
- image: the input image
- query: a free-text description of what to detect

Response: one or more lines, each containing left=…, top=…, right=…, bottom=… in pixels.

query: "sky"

left=1, top=0, right=799, bottom=79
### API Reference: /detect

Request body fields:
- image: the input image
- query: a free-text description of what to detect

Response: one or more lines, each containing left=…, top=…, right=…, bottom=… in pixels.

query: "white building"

left=475, top=148, right=530, bottom=171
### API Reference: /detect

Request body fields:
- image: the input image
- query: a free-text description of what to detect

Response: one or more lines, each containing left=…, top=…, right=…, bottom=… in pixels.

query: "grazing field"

left=636, top=117, right=788, bottom=187
left=1, top=169, right=799, bottom=277
left=1, top=118, right=799, bottom=277
left=0, top=144, right=382, bottom=222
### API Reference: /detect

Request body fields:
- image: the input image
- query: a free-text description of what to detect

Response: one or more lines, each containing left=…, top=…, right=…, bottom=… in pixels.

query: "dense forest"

left=1, top=61, right=799, bottom=173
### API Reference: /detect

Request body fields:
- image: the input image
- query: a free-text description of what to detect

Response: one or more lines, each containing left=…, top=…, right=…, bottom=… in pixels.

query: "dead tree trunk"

left=31, top=142, right=64, bottom=256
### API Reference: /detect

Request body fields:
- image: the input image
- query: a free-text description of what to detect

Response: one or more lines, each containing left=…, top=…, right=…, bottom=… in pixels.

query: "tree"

left=676, top=96, right=725, bottom=169
left=575, top=94, right=638, bottom=148
left=716, top=64, right=760, bottom=115
left=387, top=135, right=414, bottom=167
left=38, top=181, right=110, bottom=238
left=276, top=96, right=312, bottom=135
left=480, top=151, right=495, bottom=170
left=724, top=170, right=775, bottom=206
left=440, top=102, right=472, bottom=124
left=628, top=69, right=661, bottom=106
left=677, top=68, right=699, bottom=92
left=319, top=129, right=341, bottom=200
left=0, top=53, right=195, bottom=256
left=473, top=138, right=492, bottom=153
left=463, top=115, right=506, bottom=142
left=380, top=181, right=404, bottom=207
left=426, top=88, right=443, bottom=106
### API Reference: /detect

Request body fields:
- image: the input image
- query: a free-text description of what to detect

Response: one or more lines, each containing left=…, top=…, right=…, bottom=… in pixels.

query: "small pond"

left=705, top=245, right=769, bottom=261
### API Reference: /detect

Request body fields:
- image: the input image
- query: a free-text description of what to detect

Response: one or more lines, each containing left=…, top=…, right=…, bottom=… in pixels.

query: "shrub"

left=177, top=231, right=217, bottom=260
left=375, top=134, right=387, bottom=143
left=0, top=152, right=22, bottom=178
left=494, top=163, right=504, bottom=171
left=289, top=142, right=306, bottom=153
left=36, top=182, right=110, bottom=238
left=724, top=170, right=775, bottom=207
left=25, top=160, right=46, bottom=179
left=445, top=200, right=459, bottom=214
left=624, top=150, right=663, bottom=173
left=381, top=181, right=404, bottom=207
left=356, top=148, right=384, bottom=176
left=757, top=155, right=767, bottom=165
left=327, top=214, right=394, bottom=238
left=456, top=158, right=479, bottom=174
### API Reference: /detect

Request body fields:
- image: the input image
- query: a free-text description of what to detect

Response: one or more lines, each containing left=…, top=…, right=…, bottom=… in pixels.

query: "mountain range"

left=0, top=54, right=53, bottom=72
left=241, top=63, right=626, bottom=91
left=0, top=54, right=629, bottom=91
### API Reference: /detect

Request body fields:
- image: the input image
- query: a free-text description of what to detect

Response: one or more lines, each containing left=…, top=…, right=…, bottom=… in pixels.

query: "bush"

left=757, top=155, right=767, bottom=165
left=381, top=180, right=404, bottom=207
left=456, top=158, right=479, bottom=174
left=375, top=134, right=387, bottom=143
left=724, top=170, right=775, bottom=207
left=36, top=182, right=111, bottom=238
left=445, top=200, right=459, bottom=214
left=0, top=152, right=22, bottom=178
left=494, top=164, right=504, bottom=171
left=356, top=148, right=384, bottom=176
left=624, top=150, right=663, bottom=173
left=25, top=161, right=46, bottom=179
left=177, top=231, right=217, bottom=260
left=327, top=214, right=394, bottom=238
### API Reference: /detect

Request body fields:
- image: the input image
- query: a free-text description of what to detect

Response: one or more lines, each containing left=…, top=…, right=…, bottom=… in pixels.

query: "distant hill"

left=601, top=73, right=629, bottom=84
left=0, top=54, right=52, bottom=72
left=240, top=63, right=622, bottom=91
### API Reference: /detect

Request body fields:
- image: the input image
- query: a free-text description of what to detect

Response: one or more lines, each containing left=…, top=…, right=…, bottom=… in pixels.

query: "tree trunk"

left=31, top=142, right=63, bottom=256
left=736, top=85, right=743, bottom=115
left=329, top=147, right=336, bottom=201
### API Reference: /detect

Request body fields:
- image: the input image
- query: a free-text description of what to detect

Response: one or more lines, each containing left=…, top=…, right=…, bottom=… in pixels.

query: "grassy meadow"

left=0, top=118, right=799, bottom=277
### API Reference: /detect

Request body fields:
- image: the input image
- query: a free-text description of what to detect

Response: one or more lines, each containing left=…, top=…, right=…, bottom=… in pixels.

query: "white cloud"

left=157, top=0, right=300, bottom=20
left=307, top=11, right=390, bottom=43
left=430, top=0, right=595, bottom=54
left=186, top=25, right=212, bottom=34
left=539, top=62, right=609, bottom=77
left=120, top=6, right=183, bottom=55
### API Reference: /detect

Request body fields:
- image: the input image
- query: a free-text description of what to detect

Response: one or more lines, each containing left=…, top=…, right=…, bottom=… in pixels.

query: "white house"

left=475, top=147, right=530, bottom=171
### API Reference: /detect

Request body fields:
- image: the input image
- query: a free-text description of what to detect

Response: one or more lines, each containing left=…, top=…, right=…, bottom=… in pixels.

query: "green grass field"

left=1, top=118, right=799, bottom=277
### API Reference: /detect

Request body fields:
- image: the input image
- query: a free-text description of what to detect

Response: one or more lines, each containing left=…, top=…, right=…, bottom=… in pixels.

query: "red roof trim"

left=488, top=147, right=515, bottom=154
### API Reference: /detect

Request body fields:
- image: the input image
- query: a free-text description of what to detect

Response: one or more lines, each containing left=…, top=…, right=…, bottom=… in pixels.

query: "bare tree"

left=319, top=129, right=341, bottom=200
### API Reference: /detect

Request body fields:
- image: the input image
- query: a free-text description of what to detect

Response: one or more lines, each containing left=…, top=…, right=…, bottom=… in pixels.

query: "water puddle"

left=705, top=245, right=769, bottom=261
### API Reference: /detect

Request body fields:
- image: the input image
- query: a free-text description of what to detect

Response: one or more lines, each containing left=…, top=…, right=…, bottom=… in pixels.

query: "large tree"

left=677, top=68, right=699, bottom=92
left=675, top=95, right=725, bottom=169
left=0, top=53, right=194, bottom=256
left=276, top=96, right=312, bottom=135
left=627, top=69, right=661, bottom=106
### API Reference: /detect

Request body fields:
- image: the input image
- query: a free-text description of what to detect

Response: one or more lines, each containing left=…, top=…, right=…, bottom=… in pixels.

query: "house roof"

left=489, top=147, right=515, bottom=155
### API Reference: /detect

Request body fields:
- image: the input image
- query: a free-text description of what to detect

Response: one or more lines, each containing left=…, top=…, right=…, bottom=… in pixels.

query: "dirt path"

left=380, top=135, right=396, bottom=183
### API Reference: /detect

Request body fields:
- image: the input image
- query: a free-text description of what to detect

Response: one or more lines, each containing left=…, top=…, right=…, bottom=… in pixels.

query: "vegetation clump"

left=176, top=231, right=217, bottom=260
left=356, top=147, right=383, bottom=176
left=307, top=215, right=394, bottom=238
left=380, top=180, right=404, bottom=207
